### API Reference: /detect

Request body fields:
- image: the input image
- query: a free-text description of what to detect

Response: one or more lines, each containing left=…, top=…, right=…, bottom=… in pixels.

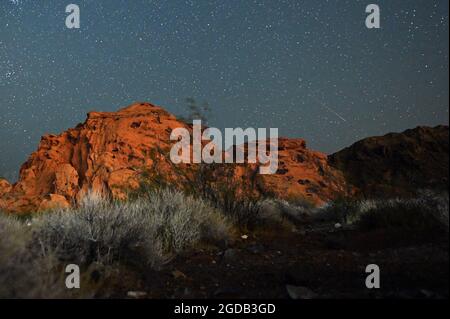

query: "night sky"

left=0, top=0, right=448, bottom=181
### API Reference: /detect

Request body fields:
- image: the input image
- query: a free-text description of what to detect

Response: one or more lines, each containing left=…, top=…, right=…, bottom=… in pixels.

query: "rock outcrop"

left=1, top=103, right=193, bottom=212
left=0, top=178, right=11, bottom=195
left=2, top=103, right=446, bottom=213
left=256, top=138, right=351, bottom=203
left=0, top=102, right=351, bottom=213
left=329, top=125, right=449, bottom=197
left=0, top=179, right=12, bottom=210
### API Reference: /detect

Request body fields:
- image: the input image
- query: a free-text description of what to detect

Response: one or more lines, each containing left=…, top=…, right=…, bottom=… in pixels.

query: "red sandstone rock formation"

left=0, top=179, right=12, bottom=209
left=0, top=178, right=11, bottom=194
left=0, top=102, right=350, bottom=213
left=257, top=138, right=351, bottom=203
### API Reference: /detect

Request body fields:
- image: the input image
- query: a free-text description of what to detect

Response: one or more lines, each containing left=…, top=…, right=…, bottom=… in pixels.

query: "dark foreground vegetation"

left=0, top=188, right=448, bottom=299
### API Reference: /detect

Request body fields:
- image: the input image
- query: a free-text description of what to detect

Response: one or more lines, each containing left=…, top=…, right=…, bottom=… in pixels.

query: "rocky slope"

left=0, top=103, right=350, bottom=213
left=329, top=125, right=449, bottom=197
left=254, top=138, right=351, bottom=202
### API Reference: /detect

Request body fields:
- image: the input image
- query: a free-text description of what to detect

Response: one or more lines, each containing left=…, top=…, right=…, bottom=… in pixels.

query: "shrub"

left=136, top=189, right=232, bottom=253
left=131, top=142, right=270, bottom=230
left=184, top=163, right=265, bottom=229
left=313, top=196, right=360, bottom=224
left=32, top=198, right=156, bottom=268
left=0, top=213, right=64, bottom=298
left=313, top=191, right=449, bottom=239
left=1, top=189, right=233, bottom=298
left=257, top=198, right=315, bottom=226
left=357, top=192, right=449, bottom=237
left=32, top=189, right=232, bottom=269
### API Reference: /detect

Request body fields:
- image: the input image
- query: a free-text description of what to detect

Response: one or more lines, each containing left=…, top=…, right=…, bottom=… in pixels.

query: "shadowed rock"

left=329, top=125, right=449, bottom=197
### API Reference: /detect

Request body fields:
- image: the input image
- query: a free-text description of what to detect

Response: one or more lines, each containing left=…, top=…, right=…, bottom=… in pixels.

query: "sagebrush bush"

left=32, top=197, right=158, bottom=268
left=140, top=160, right=267, bottom=229
left=32, top=189, right=232, bottom=269
left=312, top=197, right=359, bottom=224
left=313, top=191, right=449, bottom=240
left=357, top=192, right=449, bottom=236
left=0, top=213, right=65, bottom=298
left=136, top=189, right=232, bottom=253
left=257, top=198, right=315, bottom=226
left=0, top=189, right=233, bottom=298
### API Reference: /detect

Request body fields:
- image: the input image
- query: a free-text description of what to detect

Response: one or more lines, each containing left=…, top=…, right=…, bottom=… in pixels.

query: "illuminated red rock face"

left=0, top=103, right=351, bottom=213
left=0, top=178, right=12, bottom=194
left=256, top=137, right=351, bottom=203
